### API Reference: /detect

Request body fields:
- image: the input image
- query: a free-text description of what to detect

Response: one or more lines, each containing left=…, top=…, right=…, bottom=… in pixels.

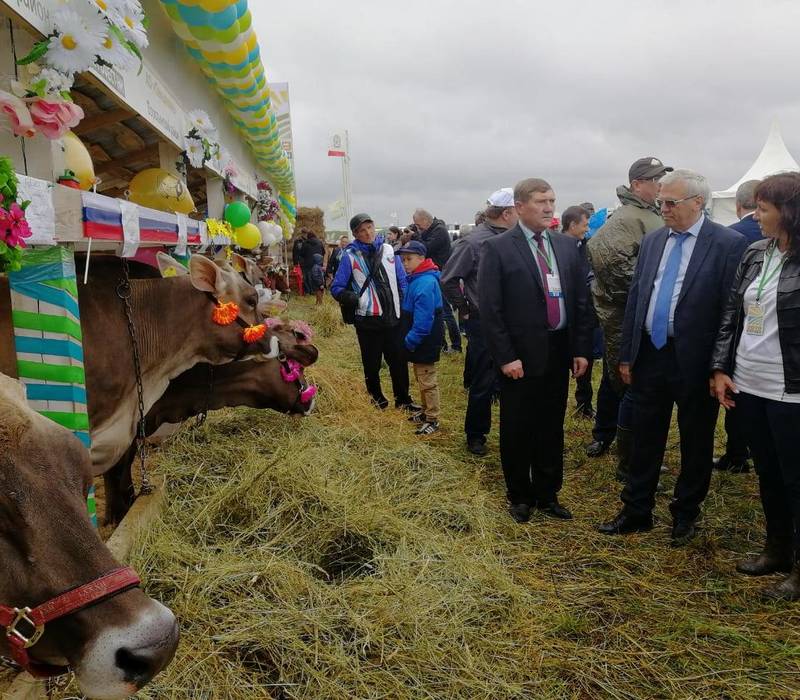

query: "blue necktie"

left=651, top=233, right=689, bottom=349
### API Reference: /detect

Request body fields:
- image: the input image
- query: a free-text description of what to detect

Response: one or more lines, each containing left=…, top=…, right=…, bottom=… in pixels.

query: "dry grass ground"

left=51, top=295, right=800, bottom=699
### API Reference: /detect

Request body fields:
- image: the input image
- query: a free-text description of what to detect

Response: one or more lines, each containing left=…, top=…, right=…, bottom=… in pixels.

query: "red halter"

left=0, top=567, right=141, bottom=678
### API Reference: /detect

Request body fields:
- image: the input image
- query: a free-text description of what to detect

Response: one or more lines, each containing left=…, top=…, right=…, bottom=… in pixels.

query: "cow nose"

left=114, top=618, right=179, bottom=688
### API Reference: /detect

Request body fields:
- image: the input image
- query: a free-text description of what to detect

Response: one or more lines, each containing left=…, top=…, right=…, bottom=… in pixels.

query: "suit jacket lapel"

left=549, top=233, right=570, bottom=306
left=677, top=219, right=713, bottom=305
left=510, top=226, right=544, bottom=295
left=639, top=229, right=669, bottom=311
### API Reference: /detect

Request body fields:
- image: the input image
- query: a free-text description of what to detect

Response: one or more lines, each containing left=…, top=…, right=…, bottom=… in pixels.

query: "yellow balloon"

left=128, top=168, right=195, bottom=214
left=61, top=131, right=96, bottom=190
left=234, top=223, right=261, bottom=250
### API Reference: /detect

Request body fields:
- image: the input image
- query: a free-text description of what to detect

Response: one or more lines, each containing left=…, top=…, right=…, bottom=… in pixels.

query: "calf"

left=0, top=373, right=178, bottom=699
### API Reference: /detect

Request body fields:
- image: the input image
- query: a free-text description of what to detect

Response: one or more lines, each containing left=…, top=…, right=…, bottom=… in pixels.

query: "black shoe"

left=466, top=437, right=487, bottom=456
left=509, top=503, right=531, bottom=523
left=586, top=440, right=611, bottom=458
left=671, top=520, right=697, bottom=547
left=534, top=499, right=573, bottom=520
left=597, top=511, right=653, bottom=535
left=397, top=401, right=423, bottom=412
left=371, top=396, right=389, bottom=410
left=408, top=411, right=426, bottom=424
left=713, top=455, right=751, bottom=473
left=577, top=404, right=596, bottom=419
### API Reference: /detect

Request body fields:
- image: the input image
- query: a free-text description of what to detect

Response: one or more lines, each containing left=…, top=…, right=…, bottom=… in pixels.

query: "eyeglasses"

left=655, top=195, right=700, bottom=209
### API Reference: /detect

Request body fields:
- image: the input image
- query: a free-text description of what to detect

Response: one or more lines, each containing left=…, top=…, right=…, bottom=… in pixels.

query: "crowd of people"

left=321, top=160, right=800, bottom=601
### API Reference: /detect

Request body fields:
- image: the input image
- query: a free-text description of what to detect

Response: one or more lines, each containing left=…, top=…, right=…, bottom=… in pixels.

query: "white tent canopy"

left=711, top=121, right=800, bottom=225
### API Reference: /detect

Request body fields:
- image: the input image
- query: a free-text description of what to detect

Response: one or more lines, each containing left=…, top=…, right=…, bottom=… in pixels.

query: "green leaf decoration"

left=17, top=39, right=50, bottom=66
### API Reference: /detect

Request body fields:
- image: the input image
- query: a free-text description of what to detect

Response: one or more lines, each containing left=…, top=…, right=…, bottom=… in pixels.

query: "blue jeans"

left=463, top=318, right=495, bottom=441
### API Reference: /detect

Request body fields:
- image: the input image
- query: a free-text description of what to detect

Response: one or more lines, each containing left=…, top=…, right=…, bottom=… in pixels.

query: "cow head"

left=183, top=254, right=281, bottom=363
left=0, top=374, right=178, bottom=698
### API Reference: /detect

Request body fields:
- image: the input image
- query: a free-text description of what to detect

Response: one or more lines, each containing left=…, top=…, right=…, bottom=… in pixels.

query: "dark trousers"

left=622, top=336, right=719, bottom=522
left=737, top=392, right=800, bottom=557
left=722, top=406, right=750, bottom=462
left=592, top=359, right=621, bottom=443
left=463, top=317, right=495, bottom=442
left=499, top=330, right=570, bottom=505
left=441, top=298, right=462, bottom=350
left=574, top=359, right=594, bottom=410
left=355, top=324, right=411, bottom=404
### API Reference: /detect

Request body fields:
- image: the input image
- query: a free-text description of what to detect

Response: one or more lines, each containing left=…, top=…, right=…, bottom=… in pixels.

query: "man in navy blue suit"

left=598, top=170, right=748, bottom=545
left=714, top=179, right=762, bottom=475
left=729, top=179, right=764, bottom=244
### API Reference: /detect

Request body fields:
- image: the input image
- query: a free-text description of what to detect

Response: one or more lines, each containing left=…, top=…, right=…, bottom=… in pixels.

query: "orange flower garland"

left=212, top=301, right=239, bottom=326
left=242, top=324, right=267, bottom=344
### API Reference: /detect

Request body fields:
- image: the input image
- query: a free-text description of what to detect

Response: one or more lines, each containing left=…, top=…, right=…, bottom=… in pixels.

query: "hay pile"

left=54, top=298, right=800, bottom=699
left=294, top=207, right=325, bottom=240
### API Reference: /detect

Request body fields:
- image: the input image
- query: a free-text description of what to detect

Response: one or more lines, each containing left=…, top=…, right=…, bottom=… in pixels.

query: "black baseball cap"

left=349, top=213, right=374, bottom=233
left=629, top=157, right=673, bottom=182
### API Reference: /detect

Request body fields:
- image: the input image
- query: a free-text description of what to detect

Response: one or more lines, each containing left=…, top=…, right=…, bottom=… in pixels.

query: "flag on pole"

left=328, top=132, right=347, bottom=157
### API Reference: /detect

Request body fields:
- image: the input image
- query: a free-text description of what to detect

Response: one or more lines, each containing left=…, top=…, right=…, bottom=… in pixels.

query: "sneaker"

left=415, top=421, right=440, bottom=435
left=408, top=411, right=426, bottom=424
left=396, top=401, right=423, bottom=412
left=371, top=396, right=389, bottom=410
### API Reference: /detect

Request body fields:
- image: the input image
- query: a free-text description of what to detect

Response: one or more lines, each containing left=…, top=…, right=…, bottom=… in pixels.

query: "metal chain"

left=116, top=259, right=153, bottom=496
left=195, top=364, right=214, bottom=427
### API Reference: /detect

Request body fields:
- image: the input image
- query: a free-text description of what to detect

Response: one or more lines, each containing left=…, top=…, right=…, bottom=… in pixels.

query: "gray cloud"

left=253, top=0, right=800, bottom=228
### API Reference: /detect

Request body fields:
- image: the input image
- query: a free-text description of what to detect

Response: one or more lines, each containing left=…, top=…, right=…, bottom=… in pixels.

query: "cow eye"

left=245, top=294, right=257, bottom=308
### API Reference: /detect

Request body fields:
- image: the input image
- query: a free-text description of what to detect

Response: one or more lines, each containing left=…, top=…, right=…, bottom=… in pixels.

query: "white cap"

left=487, top=188, right=514, bottom=207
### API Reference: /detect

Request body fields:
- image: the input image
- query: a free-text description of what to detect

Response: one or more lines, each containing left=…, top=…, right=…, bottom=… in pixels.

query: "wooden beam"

left=95, top=144, right=159, bottom=176
left=73, top=108, right=133, bottom=135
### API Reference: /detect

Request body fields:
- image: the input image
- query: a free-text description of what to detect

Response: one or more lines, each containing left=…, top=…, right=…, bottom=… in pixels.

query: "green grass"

left=54, top=295, right=800, bottom=699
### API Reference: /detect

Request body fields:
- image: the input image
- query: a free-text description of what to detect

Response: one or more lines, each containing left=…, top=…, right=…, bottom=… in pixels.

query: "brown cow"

left=103, top=327, right=320, bottom=523
left=77, top=253, right=278, bottom=477
left=0, top=373, right=178, bottom=698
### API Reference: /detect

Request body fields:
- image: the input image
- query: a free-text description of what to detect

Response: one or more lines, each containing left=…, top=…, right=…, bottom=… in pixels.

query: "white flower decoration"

left=39, top=68, right=74, bottom=95
left=184, top=136, right=206, bottom=168
left=44, top=7, right=105, bottom=75
left=88, top=0, right=126, bottom=20
left=110, top=1, right=149, bottom=51
left=188, top=109, right=217, bottom=139
left=97, top=25, right=138, bottom=71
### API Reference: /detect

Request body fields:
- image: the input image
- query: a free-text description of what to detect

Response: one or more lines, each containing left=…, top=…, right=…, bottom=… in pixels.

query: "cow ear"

left=230, top=253, right=247, bottom=274
left=156, top=252, right=188, bottom=278
left=189, top=255, right=222, bottom=294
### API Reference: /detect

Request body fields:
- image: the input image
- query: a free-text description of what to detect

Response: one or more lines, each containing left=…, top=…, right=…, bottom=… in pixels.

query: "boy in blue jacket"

left=397, top=241, right=444, bottom=435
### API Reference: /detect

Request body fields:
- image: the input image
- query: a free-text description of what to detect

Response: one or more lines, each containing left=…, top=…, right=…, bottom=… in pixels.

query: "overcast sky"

left=251, top=0, right=800, bottom=229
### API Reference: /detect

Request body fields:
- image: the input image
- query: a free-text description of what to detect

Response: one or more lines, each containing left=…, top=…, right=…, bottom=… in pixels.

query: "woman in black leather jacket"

left=710, top=172, right=800, bottom=600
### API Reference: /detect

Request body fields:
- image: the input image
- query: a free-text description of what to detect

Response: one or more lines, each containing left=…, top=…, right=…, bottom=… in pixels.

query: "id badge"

left=745, top=302, right=765, bottom=336
left=546, top=273, right=563, bottom=298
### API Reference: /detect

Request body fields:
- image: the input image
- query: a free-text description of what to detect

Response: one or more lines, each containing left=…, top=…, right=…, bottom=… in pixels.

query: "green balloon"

left=224, top=201, right=251, bottom=228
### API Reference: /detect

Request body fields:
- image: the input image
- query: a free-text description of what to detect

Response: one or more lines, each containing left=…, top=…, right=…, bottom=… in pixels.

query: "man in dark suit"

left=598, top=170, right=748, bottom=545
left=713, top=179, right=762, bottom=474
left=478, top=178, right=593, bottom=524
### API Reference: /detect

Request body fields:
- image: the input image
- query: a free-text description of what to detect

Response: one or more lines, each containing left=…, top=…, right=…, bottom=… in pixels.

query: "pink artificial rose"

left=28, top=98, right=69, bottom=139
left=0, top=90, right=35, bottom=138
left=55, top=101, right=84, bottom=130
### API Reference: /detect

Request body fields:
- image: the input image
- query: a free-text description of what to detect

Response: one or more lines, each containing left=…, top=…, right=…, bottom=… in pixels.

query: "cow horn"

left=263, top=335, right=280, bottom=359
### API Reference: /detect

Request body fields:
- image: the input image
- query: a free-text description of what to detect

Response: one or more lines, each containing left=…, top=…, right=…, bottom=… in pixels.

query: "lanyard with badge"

left=534, top=233, right=563, bottom=298
left=745, top=243, right=784, bottom=336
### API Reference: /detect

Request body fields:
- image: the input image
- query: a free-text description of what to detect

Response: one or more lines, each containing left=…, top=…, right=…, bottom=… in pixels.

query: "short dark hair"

left=514, top=178, right=553, bottom=204
left=561, top=206, right=589, bottom=232
left=736, top=180, right=760, bottom=211
left=388, top=226, right=401, bottom=234
left=755, top=173, right=800, bottom=255
left=485, top=205, right=511, bottom=220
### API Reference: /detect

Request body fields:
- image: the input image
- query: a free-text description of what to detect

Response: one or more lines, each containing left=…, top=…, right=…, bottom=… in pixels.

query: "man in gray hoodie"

left=441, top=188, right=518, bottom=455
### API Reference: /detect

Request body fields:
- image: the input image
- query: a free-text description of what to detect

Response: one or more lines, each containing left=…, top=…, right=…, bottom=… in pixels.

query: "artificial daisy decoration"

left=188, top=109, right=217, bottom=139
left=96, top=23, right=139, bottom=72
left=111, top=1, right=149, bottom=51
left=184, top=136, right=206, bottom=169
left=44, top=6, right=105, bottom=75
